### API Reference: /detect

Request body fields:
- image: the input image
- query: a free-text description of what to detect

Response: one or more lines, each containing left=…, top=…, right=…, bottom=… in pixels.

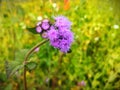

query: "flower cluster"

left=36, top=16, right=74, bottom=53
left=36, top=19, right=51, bottom=38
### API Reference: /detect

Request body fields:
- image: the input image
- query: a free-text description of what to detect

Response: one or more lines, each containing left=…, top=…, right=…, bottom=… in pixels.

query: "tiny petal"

left=34, top=47, right=39, bottom=52
left=81, top=80, right=86, bottom=86
left=77, top=80, right=86, bottom=87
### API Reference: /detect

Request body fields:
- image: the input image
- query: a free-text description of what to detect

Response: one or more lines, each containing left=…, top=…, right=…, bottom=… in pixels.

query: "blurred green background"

left=0, top=0, right=120, bottom=90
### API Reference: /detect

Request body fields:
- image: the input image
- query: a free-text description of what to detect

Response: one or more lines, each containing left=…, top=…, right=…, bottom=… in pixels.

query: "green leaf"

left=0, top=73, right=7, bottom=82
left=5, top=49, right=29, bottom=78
left=26, top=62, right=37, bottom=70
left=26, top=27, right=38, bottom=34
left=4, top=83, right=12, bottom=90
left=5, top=60, right=24, bottom=78
left=108, top=71, right=117, bottom=82
left=15, top=49, right=29, bottom=61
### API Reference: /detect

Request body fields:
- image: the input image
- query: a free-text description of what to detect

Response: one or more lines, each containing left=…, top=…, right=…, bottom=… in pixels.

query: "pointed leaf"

left=5, top=60, right=24, bottom=78
left=5, top=49, right=29, bottom=78
left=26, top=62, right=37, bottom=70
left=15, top=49, right=29, bottom=61
left=26, top=27, right=38, bottom=34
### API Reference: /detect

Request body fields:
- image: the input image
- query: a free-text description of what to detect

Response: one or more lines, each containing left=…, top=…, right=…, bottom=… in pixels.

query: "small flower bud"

left=41, top=22, right=50, bottom=30
left=41, top=32, right=48, bottom=38
left=36, top=26, right=42, bottom=33
left=34, top=48, right=39, bottom=52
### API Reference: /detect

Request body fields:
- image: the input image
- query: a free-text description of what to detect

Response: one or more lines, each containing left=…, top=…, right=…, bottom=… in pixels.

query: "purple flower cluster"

left=36, top=19, right=51, bottom=38
left=54, top=16, right=71, bottom=29
left=36, top=16, right=74, bottom=53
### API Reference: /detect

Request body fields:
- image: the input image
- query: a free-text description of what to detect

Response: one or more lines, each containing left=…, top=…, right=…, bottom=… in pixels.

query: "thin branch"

left=23, top=39, right=49, bottom=90
left=58, top=52, right=65, bottom=64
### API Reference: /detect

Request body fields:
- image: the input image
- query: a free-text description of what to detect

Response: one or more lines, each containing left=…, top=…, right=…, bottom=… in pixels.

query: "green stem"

left=23, top=39, right=49, bottom=90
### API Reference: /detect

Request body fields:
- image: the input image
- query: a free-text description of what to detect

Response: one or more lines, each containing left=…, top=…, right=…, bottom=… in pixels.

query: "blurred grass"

left=0, top=0, right=120, bottom=90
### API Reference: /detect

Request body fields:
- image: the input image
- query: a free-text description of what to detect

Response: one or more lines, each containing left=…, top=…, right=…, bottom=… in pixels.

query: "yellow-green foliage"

left=0, top=0, right=120, bottom=90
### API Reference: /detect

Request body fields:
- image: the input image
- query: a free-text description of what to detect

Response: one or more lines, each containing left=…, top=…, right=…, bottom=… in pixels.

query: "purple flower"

left=59, top=39, right=70, bottom=52
left=34, top=47, right=39, bottom=52
left=77, top=80, right=86, bottom=87
left=81, top=80, right=86, bottom=86
left=58, top=28, right=74, bottom=43
left=41, top=20, right=50, bottom=30
left=58, top=29, right=73, bottom=53
left=41, top=32, right=48, bottom=38
left=36, top=19, right=51, bottom=34
left=48, top=25, right=73, bottom=53
left=36, top=16, right=74, bottom=53
left=47, top=26, right=58, bottom=40
left=36, top=26, right=42, bottom=33
left=54, top=16, right=71, bottom=29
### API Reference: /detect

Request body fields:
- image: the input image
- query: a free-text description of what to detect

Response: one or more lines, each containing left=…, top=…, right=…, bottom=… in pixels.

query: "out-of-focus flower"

left=52, top=3, right=57, bottom=8
left=52, top=3, right=59, bottom=11
left=37, top=16, right=43, bottom=21
left=45, top=78, right=50, bottom=83
left=94, top=37, right=99, bottom=41
left=34, top=47, right=39, bottom=52
left=64, top=0, right=70, bottom=10
left=113, top=24, right=119, bottom=29
left=81, top=80, right=86, bottom=86
left=77, top=80, right=86, bottom=87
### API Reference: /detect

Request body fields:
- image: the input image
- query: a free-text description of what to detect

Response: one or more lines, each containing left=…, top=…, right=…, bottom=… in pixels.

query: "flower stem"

left=23, top=39, right=49, bottom=90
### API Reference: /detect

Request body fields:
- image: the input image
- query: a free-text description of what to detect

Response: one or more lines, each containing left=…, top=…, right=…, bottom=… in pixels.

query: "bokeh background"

left=0, top=0, right=120, bottom=90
